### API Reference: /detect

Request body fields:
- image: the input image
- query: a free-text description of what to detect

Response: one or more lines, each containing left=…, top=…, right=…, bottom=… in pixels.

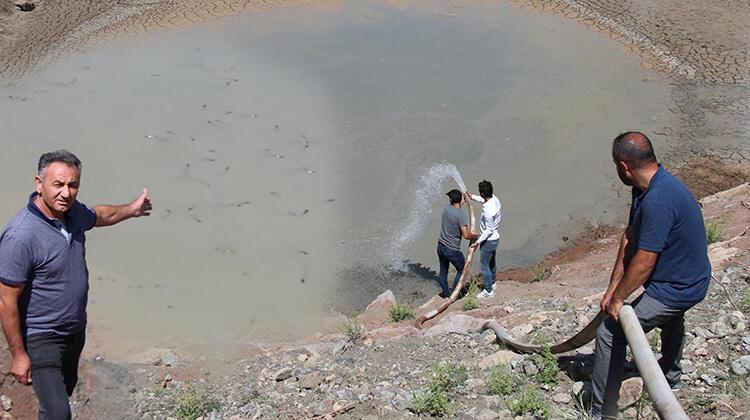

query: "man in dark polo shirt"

left=436, top=189, right=477, bottom=298
left=592, top=132, right=711, bottom=418
left=0, top=150, right=152, bottom=420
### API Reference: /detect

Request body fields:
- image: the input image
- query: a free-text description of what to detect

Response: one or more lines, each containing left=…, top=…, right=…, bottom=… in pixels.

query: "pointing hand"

left=131, top=188, right=153, bottom=217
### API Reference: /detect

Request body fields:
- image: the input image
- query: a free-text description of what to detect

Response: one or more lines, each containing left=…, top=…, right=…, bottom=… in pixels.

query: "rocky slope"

left=2, top=183, right=747, bottom=419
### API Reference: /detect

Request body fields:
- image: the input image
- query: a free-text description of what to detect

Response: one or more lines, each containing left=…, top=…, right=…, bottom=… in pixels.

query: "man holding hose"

left=592, top=132, right=710, bottom=418
left=466, top=180, right=502, bottom=299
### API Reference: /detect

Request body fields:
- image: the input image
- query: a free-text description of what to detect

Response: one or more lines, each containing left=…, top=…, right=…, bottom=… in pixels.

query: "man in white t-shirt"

left=466, top=180, right=501, bottom=299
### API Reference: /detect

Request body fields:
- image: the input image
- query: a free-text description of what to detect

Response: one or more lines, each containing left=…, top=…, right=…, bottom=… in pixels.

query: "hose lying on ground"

left=481, top=310, right=607, bottom=354
left=482, top=307, right=687, bottom=419
left=414, top=195, right=477, bottom=329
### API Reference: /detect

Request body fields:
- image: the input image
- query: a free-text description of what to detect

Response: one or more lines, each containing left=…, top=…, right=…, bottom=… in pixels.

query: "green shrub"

left=411, top=362, right=467, bottom=417
left=389, top=302, right=415, bottom=322
left=341, top=317, right=365, bottom=342
left=487, top=366, right=517, bottom=396
left=507, top=387, right=550, bottom=419
left=531, top=264, right=551, bottom=283
left=171, top=384, right=220, bottom=419
left=705, top=218, right=724, bottom=244
left=462, top=281, right=480, bottom=311
left=532, top=346, right=560, bottom=385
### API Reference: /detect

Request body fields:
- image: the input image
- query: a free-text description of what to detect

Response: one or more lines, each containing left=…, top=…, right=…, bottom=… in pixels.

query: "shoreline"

left=1, top=1, right=749, bottom=418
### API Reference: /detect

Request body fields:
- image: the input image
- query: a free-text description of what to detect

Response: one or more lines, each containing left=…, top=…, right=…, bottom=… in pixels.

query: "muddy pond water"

left=0, top=1, right=673, bottom=356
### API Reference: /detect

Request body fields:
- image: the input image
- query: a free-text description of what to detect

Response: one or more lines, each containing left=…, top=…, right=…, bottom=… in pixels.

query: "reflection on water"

left=0, top=0, right=672, bottom=356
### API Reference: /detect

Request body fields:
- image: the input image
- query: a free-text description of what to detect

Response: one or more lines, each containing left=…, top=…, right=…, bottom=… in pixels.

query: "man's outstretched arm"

left=0, top=283, right=31, bottom=385
left=94, top=188, right=152, bottom=227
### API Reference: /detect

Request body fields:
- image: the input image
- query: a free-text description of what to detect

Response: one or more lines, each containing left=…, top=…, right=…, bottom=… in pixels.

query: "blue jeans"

left=437, top=242, right=465, bottom=295
left=479, top=239, right=499, bottom=292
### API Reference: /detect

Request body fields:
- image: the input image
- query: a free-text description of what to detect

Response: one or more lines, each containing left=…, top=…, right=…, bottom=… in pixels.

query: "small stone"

left=478, top=350, right=517, bottom=369
left=731, top=355, right=750, bottom=376
left=0, top=412, right=12, bottom=420
left=466, top=378, right=485, bottom=391
left=553, top=393, right=571, bottom=404
left=694, top=347, right=709, bottom=357
left=618, top=378, right=643, bottom=408
left=700, top=374, right=716, bottom=386
left=0, top=395, right=10, bottom=411
left=477, top=408, right=500, bottom=420
left=522, top=360, right=538, bottom=375
left=298, top=372, right=323, bottom=389
left=681, top=360, right=696, bottom=374
left=273, top=367, right=293, bottom=382
left=735, top=321, right=747, bottom=332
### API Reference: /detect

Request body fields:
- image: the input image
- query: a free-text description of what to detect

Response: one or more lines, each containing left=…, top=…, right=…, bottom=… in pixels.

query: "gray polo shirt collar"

left=26, top=192, right=72, bottom=242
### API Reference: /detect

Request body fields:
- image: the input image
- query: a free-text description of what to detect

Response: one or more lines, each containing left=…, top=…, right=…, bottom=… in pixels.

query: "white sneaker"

left=476, top=289, right=495, bottom=299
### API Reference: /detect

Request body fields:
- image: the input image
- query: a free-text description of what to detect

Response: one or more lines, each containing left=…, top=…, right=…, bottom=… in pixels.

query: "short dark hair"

left=38, top=150, right=82, bottom=177
left=612, top=131, right=657, bottom=168
left=478, top=180, right=493, bottom=198
left=446, top=189, right=462, bottom=204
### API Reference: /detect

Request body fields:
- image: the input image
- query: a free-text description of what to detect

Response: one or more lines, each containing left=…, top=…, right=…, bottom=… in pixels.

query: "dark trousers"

left=591, top=293, right=686, bottom=418
left=437, top=242, right=465, bottom=295
left=25, top=330, right=86, bottom=420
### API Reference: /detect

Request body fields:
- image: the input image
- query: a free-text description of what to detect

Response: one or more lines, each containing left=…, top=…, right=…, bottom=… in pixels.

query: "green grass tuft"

left=532, top=346, right=560, bottom=385
left=171, top=384, right=220, bottom=420
left=487, top=366, right=518, bottom=397
left=507, top=387, right=550, bottom=419
left=705, top=218, right=724, bottom=244
left=389, top=302, right=415, bottom=322
left=530, top=264, right=552, bottom=283
left=462, top=281, right=480, bottom=311
left=341, top=317, right=365, bottom=342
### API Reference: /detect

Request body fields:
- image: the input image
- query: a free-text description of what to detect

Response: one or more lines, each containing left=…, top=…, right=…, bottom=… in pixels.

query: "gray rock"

left=522, top=360, right=538, bottom=376
left=731, top=355, right=750, bottom=376
left=477, top=408, right=500, bottom=420
left=298, top=372, right=323, bottom=389
left=681, top=360, right=696, bottom=374
left=0, top=395, right=11, bottom=411
left=478, top=350, right=517, bottom=369
left=709, top=316, right=732, bottom=336
left=331, top=341, right=351, bottom=354
left=273, top=367, right=293, bottom=382
left=700, top=373, right=717, bottom=386
left=552, top=393, right=571, bottom=404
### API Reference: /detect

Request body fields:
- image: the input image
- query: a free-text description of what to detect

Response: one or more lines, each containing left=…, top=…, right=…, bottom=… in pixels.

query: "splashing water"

left=388, top=162, right=467, bottom=269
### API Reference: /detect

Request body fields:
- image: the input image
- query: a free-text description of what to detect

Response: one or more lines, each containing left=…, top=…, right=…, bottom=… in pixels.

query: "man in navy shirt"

left=591, top=132, right=711, bottom=418
left=0, top=150, right=152, bottom=420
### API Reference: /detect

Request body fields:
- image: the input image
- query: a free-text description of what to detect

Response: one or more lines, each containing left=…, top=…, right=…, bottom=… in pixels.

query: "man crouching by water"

left=0, top=150, right=152, bottom=420
left=436, top=189, right=477, bottom=298
left=591, top=132, right=710, bottom=419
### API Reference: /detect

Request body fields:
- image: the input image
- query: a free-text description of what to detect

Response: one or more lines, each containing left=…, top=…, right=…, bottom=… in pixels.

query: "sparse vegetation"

left=389, top=302, right=415, bottom=322
left=341, top=317, right=365, bottom=342
left=239, top=381, right=264, bottom=405
left=462, top=281, right=480, bottom=311
left=413, top=388, right=450, bottom=417
left=705, top=218, right=724, bottom=244
left=171, top=384, right=220, bottom=420
left=560, top=301, right=570, bottom=312
left=507, top=387, right=550, bottom=419
left=647, top=329, right=661, bottom=352
left=532, top=346, right=560, bottom=385
left=487, top=366, right=518, bottom=396
left=739, top=287, right=750, bottom=314
left=412, top=362, right=467, bottom=417
left=531, top=264, right=552, bottom=283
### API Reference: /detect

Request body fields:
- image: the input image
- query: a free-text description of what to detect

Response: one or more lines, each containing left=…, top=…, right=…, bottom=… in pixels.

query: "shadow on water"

left=329, top=262, right=440, bottom=315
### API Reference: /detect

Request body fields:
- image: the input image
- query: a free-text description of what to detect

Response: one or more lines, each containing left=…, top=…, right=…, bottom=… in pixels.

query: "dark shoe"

left=438, top=291, right=451, bottom=299
left=669, top=380, right=684, bottom=392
